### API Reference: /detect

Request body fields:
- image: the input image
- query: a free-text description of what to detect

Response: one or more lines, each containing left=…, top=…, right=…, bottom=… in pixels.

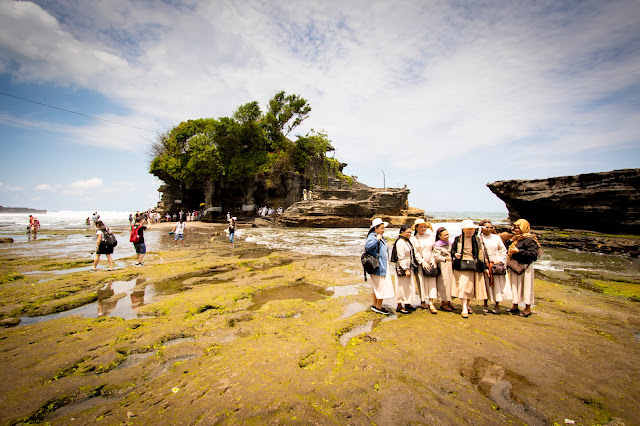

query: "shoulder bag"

left=414, top=236, right=440, bottom=277
left=361, top=242, right=380, bottom=275
left=507, top=258, right=526, bottom=274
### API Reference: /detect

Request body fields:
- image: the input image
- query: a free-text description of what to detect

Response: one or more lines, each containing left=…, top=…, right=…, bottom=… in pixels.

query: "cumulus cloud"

left=70, top=178, right=102, bottom=189
left=35, top=184, right=56, bottom=191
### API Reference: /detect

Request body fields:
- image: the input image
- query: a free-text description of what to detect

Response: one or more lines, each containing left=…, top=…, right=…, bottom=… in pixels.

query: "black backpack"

left=102, top=230, right=118, bottom=248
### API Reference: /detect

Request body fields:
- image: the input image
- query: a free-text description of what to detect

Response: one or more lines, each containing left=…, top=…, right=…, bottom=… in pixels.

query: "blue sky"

left=0, top=0, right=639, bottom=213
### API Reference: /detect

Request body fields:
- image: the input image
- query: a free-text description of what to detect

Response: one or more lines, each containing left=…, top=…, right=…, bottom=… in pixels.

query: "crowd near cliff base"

left=0, top=222, right=639, bottom=425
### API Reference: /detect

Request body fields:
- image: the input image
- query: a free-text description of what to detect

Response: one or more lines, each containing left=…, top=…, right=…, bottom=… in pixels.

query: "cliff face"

left=278, top=184, right=418, bottom=228
left=487, top=169, right=640, bottom=234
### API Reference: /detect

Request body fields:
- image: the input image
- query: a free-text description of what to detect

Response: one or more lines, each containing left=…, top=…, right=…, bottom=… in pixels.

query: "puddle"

left=163, top=337, right=196, bottom=347
left=342, top=302, right=368, bottom=318
left=635, top=333, right=640, bottom=341
left=19, top=277, right=150, bottom=325
left=343, top=268, right=361, bottom=275
left=328, top=284, right=366, bottom=298
left=116, top=352, right=154, bottom=369
left=149, top=267, right=228, bottom=295
left=339, top=315, right=396, bottom=346
left=148, top=354, right=199, bottom=381
left=248, top=282, right=331, bottom=311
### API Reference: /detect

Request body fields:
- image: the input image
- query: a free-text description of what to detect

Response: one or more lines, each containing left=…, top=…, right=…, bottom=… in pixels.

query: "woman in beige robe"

left=410, top=218, right=438, bottom=313
left=452, top=220, right=488, bottom=318
left=392, top=225, right=417, bottom=315
left=433, top=227, right=456, bottom=312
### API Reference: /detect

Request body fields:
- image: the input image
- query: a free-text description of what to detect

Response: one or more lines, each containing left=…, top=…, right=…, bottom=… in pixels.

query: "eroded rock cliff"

left=487, top=169, right=640, bottom=234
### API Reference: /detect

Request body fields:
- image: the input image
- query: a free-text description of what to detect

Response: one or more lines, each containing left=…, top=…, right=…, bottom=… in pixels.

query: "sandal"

left=397, top=308, right=411, bottom=315
left=461, top=312, right=469, bottom=318
left=519, top=311, right=531, bottom=317
left=429, top=304, right=438, bottom=314
left=440, top=304, right=453, bottom=312
left=506, top=307, right=520, bottom=314
left=490, top=309, right=499, bottom=315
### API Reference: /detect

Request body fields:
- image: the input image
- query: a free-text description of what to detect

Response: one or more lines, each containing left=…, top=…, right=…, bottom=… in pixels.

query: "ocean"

left=1, top=211, right=638, bottom=277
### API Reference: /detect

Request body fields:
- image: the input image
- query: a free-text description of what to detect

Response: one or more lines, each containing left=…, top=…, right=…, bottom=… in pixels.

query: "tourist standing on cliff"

left=479, top=220, right=508, bottom=314
left=410, top=218, right=438, bottom=314
left=505, top=219, right=540, bottom=317
left=451, top=220, right=488, bottom=318
left=132, top=216, right=149, bottom=266
left=365, top=218, right=393, bottom=315
left=433, top=227, right=456, bottom=311
left=392, top=225, right=418, bottom=314
left=90, top=220, right=114, bottom=271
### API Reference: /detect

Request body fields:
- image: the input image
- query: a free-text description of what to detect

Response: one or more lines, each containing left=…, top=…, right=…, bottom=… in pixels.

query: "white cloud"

left=70, top=178, right=102, bottom=189
left=35, top=184, right=56, bottom=191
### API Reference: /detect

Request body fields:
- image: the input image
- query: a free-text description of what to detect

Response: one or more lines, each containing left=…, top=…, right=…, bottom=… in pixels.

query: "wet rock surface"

left=0, top=222, right=639, bottom=424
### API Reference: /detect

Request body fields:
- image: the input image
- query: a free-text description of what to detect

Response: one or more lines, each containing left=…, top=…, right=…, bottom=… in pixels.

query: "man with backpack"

left=130, top=216, right=149, bottom=266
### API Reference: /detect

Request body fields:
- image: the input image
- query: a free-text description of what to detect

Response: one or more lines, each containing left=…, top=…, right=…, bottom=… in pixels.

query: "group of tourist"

left=365, top=217, right=540, bottom=318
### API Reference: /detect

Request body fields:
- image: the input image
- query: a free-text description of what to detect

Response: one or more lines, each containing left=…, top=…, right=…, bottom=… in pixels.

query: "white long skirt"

left=509, top=264, right=534, bottom=305
left=485, top=274, right=507, bottom=303
left=370, top=270, right=395, bottom=300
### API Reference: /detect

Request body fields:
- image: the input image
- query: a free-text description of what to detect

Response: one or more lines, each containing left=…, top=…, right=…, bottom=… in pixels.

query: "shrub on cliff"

left=149, top=91, right=333, bottom=189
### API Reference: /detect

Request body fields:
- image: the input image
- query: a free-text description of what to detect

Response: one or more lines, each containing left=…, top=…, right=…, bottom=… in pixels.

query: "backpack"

left=102, top=229, right=118, bottom=248
left=129, top=225, right=141, bottom=243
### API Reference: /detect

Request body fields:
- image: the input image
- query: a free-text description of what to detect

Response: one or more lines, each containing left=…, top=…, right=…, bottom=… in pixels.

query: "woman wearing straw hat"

left=505, top=219, right=540, bottom=317
left=451, top=219, right=488, bottom=318
left=410, top=218, right=439, bottom=314
left=365, top=218, right=394, bottom=315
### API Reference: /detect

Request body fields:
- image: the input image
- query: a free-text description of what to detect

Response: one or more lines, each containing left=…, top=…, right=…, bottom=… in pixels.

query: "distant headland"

left=0, top=206, right=47, bottom=214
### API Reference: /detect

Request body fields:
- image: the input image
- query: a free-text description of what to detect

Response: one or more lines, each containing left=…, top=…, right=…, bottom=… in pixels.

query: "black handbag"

left=361, top=249, right=379, bottom=274
left=459, top=259, right=477, bottom=270
left=422, top=264, right=441, bottom=277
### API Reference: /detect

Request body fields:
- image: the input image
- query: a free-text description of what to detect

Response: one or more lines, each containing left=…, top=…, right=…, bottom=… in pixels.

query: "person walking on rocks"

left=172, top=217, right=186, bottom=248
left=228, top=217, right=237, bottom=248
left=365, top=218, right=394, bottom=315
left=90, top=220, right=115, bottom=271
left=392, top=225, right=418, bottom=315
left=131, top=216, right=149, bottom=266
left=505, top=219, right=540, bottom=317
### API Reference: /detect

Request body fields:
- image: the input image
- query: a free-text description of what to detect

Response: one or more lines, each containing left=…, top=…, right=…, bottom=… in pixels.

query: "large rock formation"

left=487, top=169, right=640, bottom=234
left=278, top=182, right=423, bottom=228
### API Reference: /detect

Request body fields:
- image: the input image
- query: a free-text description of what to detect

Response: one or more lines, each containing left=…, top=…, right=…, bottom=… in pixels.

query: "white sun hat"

left=460, top=219, right=479, bottom=229
left=370, top=218, right=389, bottom=229
left=413, top=218, right=427, bottom=227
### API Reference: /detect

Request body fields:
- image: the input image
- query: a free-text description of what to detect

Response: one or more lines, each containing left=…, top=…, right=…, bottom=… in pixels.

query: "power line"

left=0, top=90, right=156, bottom=133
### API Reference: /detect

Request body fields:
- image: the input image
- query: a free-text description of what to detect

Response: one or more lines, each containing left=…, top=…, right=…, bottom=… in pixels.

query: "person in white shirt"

left=480, top=220, right=508, bottom=314
left=172, top=218, right=186, bottom=248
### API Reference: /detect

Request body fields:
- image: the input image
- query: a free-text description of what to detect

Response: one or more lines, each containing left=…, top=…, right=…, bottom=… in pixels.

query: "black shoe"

left=371, top=305, right=384, bottom=314
left=397, top=308, right=411, bottom=314
left=405, top=305, right=417, bottom=311
left=380, top=307, right=392, bottom=315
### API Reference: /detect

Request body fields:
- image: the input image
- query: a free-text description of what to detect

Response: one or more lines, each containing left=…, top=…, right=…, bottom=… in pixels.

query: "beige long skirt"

left=394, top=273, right=415, bottom=305
left=436, top=261, right=455, bottom=302
left=453, top=270, right=488, bottom=300
left=509, top=263, right=534, bottom=305
left=414, top=268, right=438, bottom=302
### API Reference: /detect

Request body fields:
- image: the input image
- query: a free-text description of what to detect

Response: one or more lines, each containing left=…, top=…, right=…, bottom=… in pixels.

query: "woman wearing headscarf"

left=410, top=218, right=438, bottom=314
left=505, top=219, right=540, bottom=317
left=365, top=218, right=394, bottom=315
left=433, top=227, right=456, bottom=312
left=451, top=219, right=488, bottom=318
left=479, top=220, right=508, bottom=314
left=392, top=225, right=418, bottom=314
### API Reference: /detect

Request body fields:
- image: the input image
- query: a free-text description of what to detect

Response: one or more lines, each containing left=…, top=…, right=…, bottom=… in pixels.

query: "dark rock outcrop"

left=487, top=169, right=640, bottom=234
left=0, top=238, right=13, bottom=244
left=278, top=185, right=423, bottom=228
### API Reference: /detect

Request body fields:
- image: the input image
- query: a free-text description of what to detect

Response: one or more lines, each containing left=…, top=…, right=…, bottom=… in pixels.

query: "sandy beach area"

left=0, top=222, right=639, bottom=425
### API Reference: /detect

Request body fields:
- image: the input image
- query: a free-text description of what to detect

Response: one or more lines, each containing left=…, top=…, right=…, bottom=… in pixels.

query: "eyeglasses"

left=484, top=226, right=493, bottom=229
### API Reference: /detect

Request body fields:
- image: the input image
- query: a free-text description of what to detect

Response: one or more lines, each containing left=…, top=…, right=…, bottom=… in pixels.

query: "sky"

left=0, top=0, right=639, bottom=214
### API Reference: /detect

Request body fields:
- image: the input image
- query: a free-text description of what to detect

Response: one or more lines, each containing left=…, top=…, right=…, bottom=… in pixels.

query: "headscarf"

left=434, top=227, right=450, bottom=246
left=507, top=219, right=541, bottom=258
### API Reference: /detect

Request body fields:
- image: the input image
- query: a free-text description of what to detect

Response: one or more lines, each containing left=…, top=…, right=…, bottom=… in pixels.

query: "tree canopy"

left=149, top=91, right=332, bottom=188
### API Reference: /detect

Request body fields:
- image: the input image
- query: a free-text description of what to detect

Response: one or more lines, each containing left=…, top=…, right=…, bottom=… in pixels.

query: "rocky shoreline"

left=0, top=223, right=639, bottom=424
